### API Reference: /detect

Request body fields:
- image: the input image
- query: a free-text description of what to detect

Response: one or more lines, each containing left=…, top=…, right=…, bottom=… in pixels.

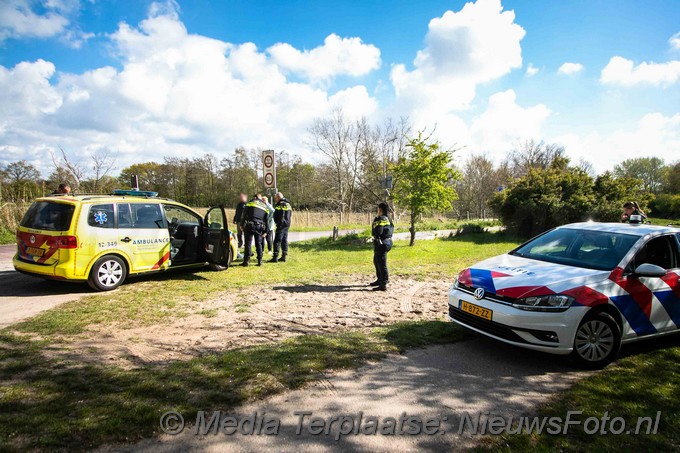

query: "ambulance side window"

left=88, top=204, right=115, bottom=229
left=131, top=203, right=165, bottom=229
left=118, top=204, right=132, bottom=228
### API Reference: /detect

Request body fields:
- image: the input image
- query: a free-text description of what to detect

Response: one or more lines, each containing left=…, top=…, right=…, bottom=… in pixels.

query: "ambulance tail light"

left=47, top=236, right=78, bottom=249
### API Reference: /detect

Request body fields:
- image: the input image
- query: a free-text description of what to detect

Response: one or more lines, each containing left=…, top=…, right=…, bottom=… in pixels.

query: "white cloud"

left=525, top=63, right=539, bottom=77
left=469, top=90, right=551, bottom=155
left=600, top=56, right=680, bottom=86
left=670, top=32, right=680, bottom=50
left=0, top=0, right=69, bottom=41
left=268, top=34, right=381, bottom=83
left=553, top=112, right=680, bottom=173
left=0, top=2, right=380, bottom=173
left=390, top=0, right=525, bottom=113
left=557, top=62, right=584, bottom=75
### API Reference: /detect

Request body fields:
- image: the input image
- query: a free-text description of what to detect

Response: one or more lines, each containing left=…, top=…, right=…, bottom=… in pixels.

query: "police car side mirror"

left=633, top=263, right=666, bottom=278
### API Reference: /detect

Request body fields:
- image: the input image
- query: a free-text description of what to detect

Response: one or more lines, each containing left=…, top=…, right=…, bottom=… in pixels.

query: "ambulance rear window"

left=20, top=202, right=75, bottom=231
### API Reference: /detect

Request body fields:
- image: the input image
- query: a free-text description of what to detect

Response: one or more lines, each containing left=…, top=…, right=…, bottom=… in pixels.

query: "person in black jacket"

left=233, top=193, right=247, bottom=249
left=241, top=194, right=270, bottom=266
left=370, top=202, right=394, bottom=291
left=269, top=192, right=292, bottom=263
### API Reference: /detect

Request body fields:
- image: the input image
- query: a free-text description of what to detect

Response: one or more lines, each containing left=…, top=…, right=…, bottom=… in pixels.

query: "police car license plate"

left=26, top=246, right=44, bottom=257
left=460, top=300, right=492, bottom=321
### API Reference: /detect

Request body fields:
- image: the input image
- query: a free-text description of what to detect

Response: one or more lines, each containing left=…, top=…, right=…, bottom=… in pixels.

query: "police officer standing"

left=370, top=202, right=394, bottom=291
left=269, top=192, right=292, bottom=263
left=241, top=194, right=270, bottom=267
left=233, top=193, right=247, bottom=249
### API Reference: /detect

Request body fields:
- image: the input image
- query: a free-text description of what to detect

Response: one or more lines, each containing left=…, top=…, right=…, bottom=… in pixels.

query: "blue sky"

left=0, top=0, right=679, bottom=174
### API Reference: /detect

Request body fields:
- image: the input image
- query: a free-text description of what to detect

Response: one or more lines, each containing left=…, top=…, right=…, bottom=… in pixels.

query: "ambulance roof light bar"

left=112, top=189, right=159, bottom=198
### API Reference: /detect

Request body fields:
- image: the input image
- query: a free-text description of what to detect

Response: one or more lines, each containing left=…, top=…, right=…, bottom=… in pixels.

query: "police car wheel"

left=88, top=255, right=127, bottom=291
left=208, top=246, right=233, bottom=271
left=570, top=311, right=621, bottom=369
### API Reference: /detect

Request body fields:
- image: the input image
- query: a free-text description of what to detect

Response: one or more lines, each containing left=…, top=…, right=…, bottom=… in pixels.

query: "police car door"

left=203, top=206, right=230, bottom=267
left=624, top=235, right=680, bottom=335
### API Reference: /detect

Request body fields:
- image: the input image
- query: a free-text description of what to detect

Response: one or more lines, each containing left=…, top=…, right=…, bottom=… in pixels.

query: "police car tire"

left=88, top=255, right=127, bottom=291
left=208, top=246, right=233, bottom=272
left=570, top=311, right=621, bottom=369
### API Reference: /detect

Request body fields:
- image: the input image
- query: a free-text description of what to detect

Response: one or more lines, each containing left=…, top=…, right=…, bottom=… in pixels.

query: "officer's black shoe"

left=369, top=280, right=380, bottom=286
left=257, top=260, right=262, bottom=266
left=268, top=257, right=278, bottom=263
left=280, top=256, right=286, bottom=262
left=240, top=261, right=249, bottom=267
left=372, top=286, right=387, bottom=291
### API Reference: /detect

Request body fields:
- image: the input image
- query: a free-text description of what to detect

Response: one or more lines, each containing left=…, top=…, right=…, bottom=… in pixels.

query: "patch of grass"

left=0, top=228, right=15, bottom=245
left=0, top=321, right=467, bottom=451
left=648, top=217, right=679, bottom=226
left=10, top=233, right=519, bottom=337
left=478, top=339, right=680, bottom=452
left=197, top=308, right=218, bottom=318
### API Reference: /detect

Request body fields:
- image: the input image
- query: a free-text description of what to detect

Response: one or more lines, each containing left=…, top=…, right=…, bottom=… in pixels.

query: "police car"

left=448, top=221, right=680, bottom=368
left=13, top=190, right=237, bottom=291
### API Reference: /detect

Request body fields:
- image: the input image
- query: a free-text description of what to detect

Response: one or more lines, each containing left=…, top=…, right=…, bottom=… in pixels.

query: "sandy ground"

left=46, top=277, right=448, bottom=368
left=101, top=340, right=590, bottom=452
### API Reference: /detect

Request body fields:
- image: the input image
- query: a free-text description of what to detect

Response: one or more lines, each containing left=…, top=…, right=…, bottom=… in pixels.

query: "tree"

left=456, top=154, right=508, bottom=219
left=591, top=171, right=649, bottom=221
left=391, top=132, right=459, bottom=246
left=507, top=139, right=566, bottom=178
left=614, top=157, right=668, bottom=194
left=0, top=160, right=42, bottom=201
left=664, top=162, right=680, bottom=194
left=491, top=160, right=596, bottom=237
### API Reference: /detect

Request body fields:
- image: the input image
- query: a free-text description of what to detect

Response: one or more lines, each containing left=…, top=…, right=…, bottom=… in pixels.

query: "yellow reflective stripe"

left=275, top=205, right=292, bottom=211
left=373, top=220, right=389, bottom=226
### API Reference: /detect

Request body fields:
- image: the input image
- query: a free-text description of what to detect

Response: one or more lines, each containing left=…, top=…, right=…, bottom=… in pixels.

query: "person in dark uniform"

left=269, top=192, right=292, bottom=263
left=233, top=193, right=247, bottom=249
left=241, top=194, right=270, bottom=266
left=621, top=201, right=647, bottom=224
left=370, top=202, right=394, bottom=291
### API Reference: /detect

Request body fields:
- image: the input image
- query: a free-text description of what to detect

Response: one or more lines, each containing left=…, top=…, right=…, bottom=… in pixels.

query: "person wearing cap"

left=241, top=194, right=269, bottom=266
left=370, top=202, right=394, bottom=291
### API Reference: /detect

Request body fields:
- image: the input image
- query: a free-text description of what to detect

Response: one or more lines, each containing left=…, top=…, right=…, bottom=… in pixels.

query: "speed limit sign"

left=262, top=150, right=276, bottom=188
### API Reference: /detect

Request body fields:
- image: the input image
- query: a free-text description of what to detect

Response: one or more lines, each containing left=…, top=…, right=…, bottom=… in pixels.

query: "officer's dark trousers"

left=244, top=222, right=265, bottom=263
left=373, top=240, right=392, bottom=285
left=237, top=223, right=245, bottom=248
left=273, top=226, right=289, bottom=258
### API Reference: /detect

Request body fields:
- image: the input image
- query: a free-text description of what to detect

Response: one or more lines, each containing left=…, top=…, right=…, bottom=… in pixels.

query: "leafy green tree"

left=664, top=162, right=680, bottom=194
left=491, top=161, right=595, bottom=237
left=614, top=157, right=668, bottom=194
left=391, top=133, right=459, bottom=246
left=591, top=172, right=649, bottom=221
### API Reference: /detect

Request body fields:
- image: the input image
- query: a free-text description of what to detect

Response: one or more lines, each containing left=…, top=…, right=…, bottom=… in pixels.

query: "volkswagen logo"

left=30, top=235, right=36, bottom=244
left=473, top=287, right=485, bottom=300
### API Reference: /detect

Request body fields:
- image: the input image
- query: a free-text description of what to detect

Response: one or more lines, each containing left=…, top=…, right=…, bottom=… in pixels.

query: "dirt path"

left=46, top=277, right=449, bottom=368
left=103, top=339, right=590, bottom=452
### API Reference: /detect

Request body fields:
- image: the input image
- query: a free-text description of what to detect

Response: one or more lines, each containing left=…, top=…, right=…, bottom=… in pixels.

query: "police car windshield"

left=510, top=228, right=639, bottom=271
left=20, top=201, right=75, bottom=231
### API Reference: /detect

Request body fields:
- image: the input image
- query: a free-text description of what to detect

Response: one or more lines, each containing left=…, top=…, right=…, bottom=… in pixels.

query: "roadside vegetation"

left=479, top=337, right=680, bottom=452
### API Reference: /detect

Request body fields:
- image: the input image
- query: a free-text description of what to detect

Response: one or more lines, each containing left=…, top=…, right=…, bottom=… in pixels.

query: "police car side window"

left=131, top=204, right=165, bottom=229
left=631, top=236, right=678, bottom=271
left=88, top=204, right=115, bottom=229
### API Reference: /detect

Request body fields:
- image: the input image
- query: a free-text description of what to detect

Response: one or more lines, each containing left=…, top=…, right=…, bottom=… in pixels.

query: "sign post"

left=262, top=149, right=276, bottom=198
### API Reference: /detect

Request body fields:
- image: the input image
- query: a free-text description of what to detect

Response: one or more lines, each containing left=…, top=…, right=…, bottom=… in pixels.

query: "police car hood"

left=458, top=253, right=611, bottom=299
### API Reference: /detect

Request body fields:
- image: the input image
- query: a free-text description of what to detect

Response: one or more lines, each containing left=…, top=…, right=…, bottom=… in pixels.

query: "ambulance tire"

left=88, top=255, right=127, bottom=291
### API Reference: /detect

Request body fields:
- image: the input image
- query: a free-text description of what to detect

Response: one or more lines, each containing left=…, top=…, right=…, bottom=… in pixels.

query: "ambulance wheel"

left=88, top=255, right=127, bottom=291
left=570, top=311, right=621, bottom=369
left=209, top=247, right=233, bottom=271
